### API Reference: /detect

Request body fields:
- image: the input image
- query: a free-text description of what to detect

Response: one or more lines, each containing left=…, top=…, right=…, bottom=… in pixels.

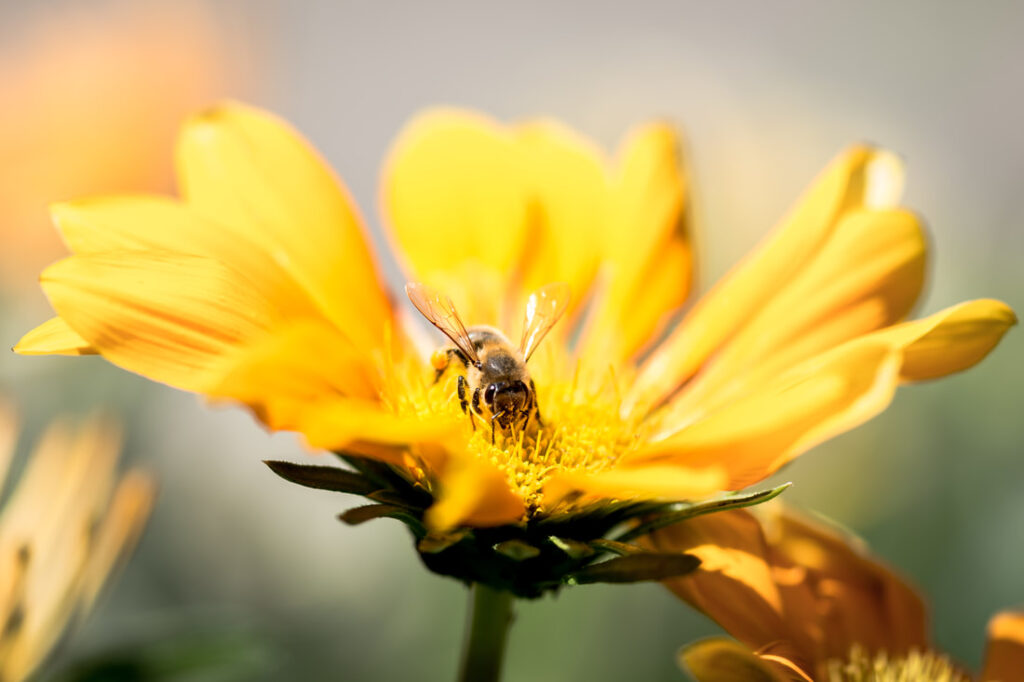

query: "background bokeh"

left=1, top=1, right=1021, bottom=679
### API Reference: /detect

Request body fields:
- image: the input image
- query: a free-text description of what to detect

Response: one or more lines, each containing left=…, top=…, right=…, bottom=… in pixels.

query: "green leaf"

left=493, top=539, right=541, bottom=561
left=569, top=553, right=701, bottom=584
left=338, top=504, right=426, bottom=536
left=616, top=483, right=792, bottom=542
left=264, top=460, right=378, bottom=496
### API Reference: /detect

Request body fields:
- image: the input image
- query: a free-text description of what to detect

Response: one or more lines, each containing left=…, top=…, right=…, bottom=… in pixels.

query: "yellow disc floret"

left=387, top=351, right=647, bottom=517
left=826, top=646, right=969, bottom=682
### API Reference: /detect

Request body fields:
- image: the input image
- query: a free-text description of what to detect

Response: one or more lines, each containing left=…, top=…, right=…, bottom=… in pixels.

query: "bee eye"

left=484, top=384, right=497, bottom=404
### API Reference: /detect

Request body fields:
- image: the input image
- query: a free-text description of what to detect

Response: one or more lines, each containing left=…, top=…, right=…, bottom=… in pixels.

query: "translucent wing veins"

left=520, top=282, right=570, bottom=361
left=405, top=282, right=480, bottom=365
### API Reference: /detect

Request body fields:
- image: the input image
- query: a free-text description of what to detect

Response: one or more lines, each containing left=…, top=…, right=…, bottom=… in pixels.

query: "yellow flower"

left=653, top=504, right=1024, bottom=682
left=15, top=103, right=1014, bottom=591
left=0, top=403, right=154, bottom=682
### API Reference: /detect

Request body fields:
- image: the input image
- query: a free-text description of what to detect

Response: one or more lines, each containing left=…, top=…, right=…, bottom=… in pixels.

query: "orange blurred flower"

left=0, top=1, right=242, bottom=293
left=0, top=403, right=154, bottom=682
left=653, top=505, right=1024, bottom=681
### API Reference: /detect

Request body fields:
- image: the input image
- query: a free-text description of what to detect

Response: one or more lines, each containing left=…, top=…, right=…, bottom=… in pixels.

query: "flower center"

left=825, top=646, right=969, bottom=682
left=410, top=359, right=645, bottom=514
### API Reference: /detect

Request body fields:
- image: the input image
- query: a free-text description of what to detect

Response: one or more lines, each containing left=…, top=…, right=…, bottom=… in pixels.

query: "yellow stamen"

left=826, top=646, right=969, bottom=682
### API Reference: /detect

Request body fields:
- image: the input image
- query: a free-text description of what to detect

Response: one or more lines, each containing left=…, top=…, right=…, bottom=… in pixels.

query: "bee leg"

left=491, top=416, right=497, bottom=445
left=530, top=379, right=544, bottom=427
left=457, top=375, right=476, bottom=431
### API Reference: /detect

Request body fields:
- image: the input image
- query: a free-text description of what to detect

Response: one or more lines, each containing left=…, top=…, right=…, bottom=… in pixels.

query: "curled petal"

left=870, top=298, right=1017, bottom=381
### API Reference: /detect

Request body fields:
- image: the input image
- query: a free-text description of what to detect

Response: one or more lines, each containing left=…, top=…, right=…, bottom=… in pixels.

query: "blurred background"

left=0, top=0, right=1021, bottom=679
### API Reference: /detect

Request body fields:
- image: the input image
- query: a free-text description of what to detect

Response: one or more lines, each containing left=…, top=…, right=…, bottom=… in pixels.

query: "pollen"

left=825, top=646, right=969, bottom=682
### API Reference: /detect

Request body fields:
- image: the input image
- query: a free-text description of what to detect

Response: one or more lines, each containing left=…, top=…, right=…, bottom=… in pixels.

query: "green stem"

left=457, top=583, right=515, bottom=682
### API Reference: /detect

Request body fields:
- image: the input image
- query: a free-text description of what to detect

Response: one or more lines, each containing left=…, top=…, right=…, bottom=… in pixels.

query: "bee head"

left=485, top=380, right=528, bottom=424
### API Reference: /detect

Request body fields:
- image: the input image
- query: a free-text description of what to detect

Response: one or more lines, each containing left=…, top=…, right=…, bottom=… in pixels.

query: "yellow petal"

left=982, top=611, right=1024, bottom=682
left=425, top=454, right=525, bottom=530
left=14, top=316, right=95, bottom=355
left=41, top=252, right=279, bottom=392
left=51, top=196, right=320, bottom=320
left=297, top=399, right=462, bottom=456
left=208, top=320, right=380, bottom=431
left=514, top=119, right=608, bottom=314
left=81, top=470, right=155, bottom=609
left=0, top=402, right=15, bottom=498
left=176, top=101, right=391, bottom=351
left=542, top=465, right=724, bottom=509
left=579, top=122, right=692, bottom=365
left=382, top=108, right=530, bottom=322
left=678, top=638, right=794, bottom=682
left=651, top=509, right=789, bottom=648
left=635, top=340, right=901, bottom=490
left=770, top=510, right=928, bottom=657
left=870, top=298, right=1017, bottom=381
left=631, top=146, right=904, bottom=410
left=666, top=208, right=925, bottom=418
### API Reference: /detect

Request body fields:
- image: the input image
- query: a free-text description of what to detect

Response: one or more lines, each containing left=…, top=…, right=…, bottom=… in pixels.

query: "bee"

left=406, top=281, right=570, bottom=443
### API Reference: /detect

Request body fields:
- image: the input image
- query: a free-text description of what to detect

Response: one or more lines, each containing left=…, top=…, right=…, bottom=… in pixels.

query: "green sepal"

left=547, top=536, right=594, bottom=560
left=338, top=504, right=426, bottom=537
left=264, top=460, right=379, bottom=496
left=615, top=483, right=792, bottom=542
left=568, top=552, right=701, bottom=585
left=366, top=489, right=428, bottom=509
left=589, top=538, right=643, bottom=556
left=334, top=452, right=434, bottom=508
left=418, top=529, right=472, bottom=554
left=493, top=539, right=541, bottom=561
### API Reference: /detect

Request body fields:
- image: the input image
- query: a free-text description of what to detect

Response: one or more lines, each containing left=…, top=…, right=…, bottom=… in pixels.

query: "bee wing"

left=519, top=282, right=571, bottom=362
left=405, top=282, right=480, bottom=365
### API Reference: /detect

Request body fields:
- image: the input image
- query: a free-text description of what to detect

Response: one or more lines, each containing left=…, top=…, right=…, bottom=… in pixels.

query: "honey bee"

left=406, top=281, right=570, bottom=443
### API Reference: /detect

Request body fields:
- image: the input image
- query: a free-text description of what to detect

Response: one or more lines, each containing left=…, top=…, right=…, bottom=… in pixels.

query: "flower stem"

left=457, top=583, right=515, bottom=682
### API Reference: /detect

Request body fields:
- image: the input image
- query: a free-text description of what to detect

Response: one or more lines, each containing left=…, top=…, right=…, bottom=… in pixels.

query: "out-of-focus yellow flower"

left=0, top=1, right=238, bottom=292
left=0, top=403, right=154, bottom=682
left=13, top=103, right=1014, bottom=591
left=653, top=504, right=1024, bottom=682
